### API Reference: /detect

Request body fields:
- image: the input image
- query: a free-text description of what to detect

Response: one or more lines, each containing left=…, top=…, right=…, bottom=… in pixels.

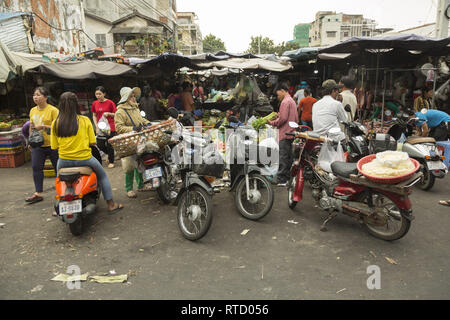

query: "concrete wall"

left=0, top=0, right=86, bottom=53
left=84, top=15, right=114, bottom=54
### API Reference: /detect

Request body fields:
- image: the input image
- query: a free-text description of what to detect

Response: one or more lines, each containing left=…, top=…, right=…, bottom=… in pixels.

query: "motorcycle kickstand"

left=320, top=211, right=338, bottom=232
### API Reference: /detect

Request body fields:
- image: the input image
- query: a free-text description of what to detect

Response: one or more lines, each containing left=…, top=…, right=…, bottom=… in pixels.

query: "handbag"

left=29, top=129, right=44, bottom=148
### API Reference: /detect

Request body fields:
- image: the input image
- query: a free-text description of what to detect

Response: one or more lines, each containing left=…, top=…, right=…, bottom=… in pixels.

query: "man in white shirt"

left=293, top=81, right=308, bottom=105
left=312, top=80, right=348, bottom=141
left=339, top=76, right=358, bottom=121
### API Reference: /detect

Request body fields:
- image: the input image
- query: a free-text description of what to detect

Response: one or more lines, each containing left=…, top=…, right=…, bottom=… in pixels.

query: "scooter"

left=286, top=123, right=422, bottom=241
left=387, top=112, right=447, bottom=191
left=54, top=146, right=102, bottom=236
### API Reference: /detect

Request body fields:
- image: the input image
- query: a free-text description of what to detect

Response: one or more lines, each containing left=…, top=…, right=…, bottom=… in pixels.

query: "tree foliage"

left=202, top=34, right=226, bottom=53
left=247, top=36, right=301, bottom=56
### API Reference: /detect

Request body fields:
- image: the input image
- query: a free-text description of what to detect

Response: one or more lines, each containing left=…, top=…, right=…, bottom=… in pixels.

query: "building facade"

left=308, top=11, right=392, bottom=47
left=83, top=0, right=177, bottom=56
left=176, top=12, right=203, bottom=55
left=0, top=0, right=86, bottom=54
left=293, top=23, right=310, bottom=48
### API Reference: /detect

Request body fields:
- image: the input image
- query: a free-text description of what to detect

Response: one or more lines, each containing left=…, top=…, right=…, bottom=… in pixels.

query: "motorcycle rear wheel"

left=69, top=217, right=83, bottom=236
left=177, top=186, right=213, bottom=241
left=364, top=193, right=411, bottom=241
left=417, top=167, right=435, bottom=191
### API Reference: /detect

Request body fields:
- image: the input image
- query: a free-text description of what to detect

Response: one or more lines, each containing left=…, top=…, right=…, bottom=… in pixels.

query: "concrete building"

left=308, top=11, right=392, bottom=47
left=293, top=23, right=310, bottom=48
left=83, top=0, right=177, bottom=56
left=176, top=12, right=203, bottom=55
left=0, top=0, right=86, bottom=54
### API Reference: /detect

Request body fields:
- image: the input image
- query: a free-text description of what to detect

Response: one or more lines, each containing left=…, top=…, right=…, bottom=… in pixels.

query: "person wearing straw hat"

left=114, top=87, right=151, bottom=198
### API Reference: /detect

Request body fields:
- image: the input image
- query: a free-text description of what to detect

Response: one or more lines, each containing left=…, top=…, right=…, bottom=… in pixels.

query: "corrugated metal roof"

left=0, top=14, right=30, bottom=53
left=0, top=12, right=28, bottom=22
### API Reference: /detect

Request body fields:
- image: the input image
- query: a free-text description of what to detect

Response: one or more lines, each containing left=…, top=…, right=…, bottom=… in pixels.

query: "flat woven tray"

left=108, top=119, right=177, bottom=159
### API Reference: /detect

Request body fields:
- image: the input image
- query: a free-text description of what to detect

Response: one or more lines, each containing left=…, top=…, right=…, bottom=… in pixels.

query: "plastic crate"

left=44, top=169, right=56, bottom=177
left=0, top=140, right=23, bottom=148
left=0, top=151, right=25, bottom=168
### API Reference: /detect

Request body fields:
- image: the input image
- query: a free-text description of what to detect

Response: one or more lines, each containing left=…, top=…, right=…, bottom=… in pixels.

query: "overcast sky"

left=177, top=0, right=439, bottom=52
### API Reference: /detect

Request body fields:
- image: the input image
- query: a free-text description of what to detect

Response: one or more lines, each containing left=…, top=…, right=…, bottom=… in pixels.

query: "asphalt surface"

left=0, top=161, right=449, bottom=300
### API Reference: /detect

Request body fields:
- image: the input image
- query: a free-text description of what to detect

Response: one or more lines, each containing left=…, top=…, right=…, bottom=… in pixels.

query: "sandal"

left=127, top=191, right=137, bottom=198
left=108, top=204, right=124, bottom=214
left=438, top=200, right=450, bottom=207
left=26, top=194, right=43, bottom=204
left=108, top=163, right=115, bottom=168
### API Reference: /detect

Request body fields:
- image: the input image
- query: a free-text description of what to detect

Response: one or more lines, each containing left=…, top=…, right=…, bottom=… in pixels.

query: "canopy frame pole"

left=432, top=62, right=437, bottom=109
left=381, top=69, right=387, bottom=128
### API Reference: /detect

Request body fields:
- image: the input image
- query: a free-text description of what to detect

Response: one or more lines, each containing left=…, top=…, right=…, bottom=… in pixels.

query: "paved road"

left=0, top=162, right=449, bottom=300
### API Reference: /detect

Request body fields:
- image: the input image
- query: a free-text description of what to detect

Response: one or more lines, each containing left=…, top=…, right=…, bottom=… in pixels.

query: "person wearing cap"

left=294, top=81, right=308, bottom=105
left=312, top=80, right=348, bottom=141
left=114, top=87, right=151, bottom=198
left=339, top=76, right=358, bottom=121
left=268, top=83, right=299, bottom=187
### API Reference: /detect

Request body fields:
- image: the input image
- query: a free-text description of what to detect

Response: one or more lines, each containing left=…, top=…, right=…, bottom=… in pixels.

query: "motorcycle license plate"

left=59, top=200, right=82, bottom=215
left=144, top=167, right=162, bottom=181
left=427, top=161, right=444, bottom=170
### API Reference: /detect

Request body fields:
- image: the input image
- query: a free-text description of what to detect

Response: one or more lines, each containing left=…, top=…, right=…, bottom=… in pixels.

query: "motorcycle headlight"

left=358, top=124, right=368, bottom=135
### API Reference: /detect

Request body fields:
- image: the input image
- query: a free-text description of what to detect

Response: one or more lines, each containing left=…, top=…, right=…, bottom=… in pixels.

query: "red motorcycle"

left=286, top=125, right=422, bottom=241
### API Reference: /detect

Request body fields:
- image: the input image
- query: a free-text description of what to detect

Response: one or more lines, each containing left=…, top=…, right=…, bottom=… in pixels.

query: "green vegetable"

left=252, top=112, right=278, bottom=130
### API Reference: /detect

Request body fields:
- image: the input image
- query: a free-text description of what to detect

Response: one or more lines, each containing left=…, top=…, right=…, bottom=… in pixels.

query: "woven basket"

left=108, top=119, right=177, bottom=159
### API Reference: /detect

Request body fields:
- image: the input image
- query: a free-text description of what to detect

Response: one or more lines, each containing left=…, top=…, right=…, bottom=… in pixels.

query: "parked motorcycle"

left=54, top=146, right=103, bottom=236
left=286, top=123, right=422, bottom=241
left=171, top=123, right=222, bottom=241
left=225, top=116, right=275, bottom=220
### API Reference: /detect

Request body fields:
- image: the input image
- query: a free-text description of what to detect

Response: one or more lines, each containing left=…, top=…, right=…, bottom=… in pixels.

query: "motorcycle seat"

left=58, top=167, right=93, bottom=176
left=406, top=137, right=436, bottom=145
left=331, top=162, right=358, bottom=179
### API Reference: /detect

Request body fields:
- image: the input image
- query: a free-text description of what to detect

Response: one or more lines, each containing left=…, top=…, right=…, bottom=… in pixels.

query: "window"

left=362, top=31, right=366, bottom=36
left=344, top=32, right=349, bottom=37
left=326, top=31, right=337, bottom=38
left=178, top=33, right=182, bottom=40
left=95, top=34, right=106, bottom=47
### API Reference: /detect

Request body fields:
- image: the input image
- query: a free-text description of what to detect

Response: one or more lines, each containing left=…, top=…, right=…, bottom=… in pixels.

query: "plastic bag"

left=121, top=155, right=138, bottom=173
left=97, top=115, right=111, bottom=136
left=29, top=129, right=44, bottom=148
left=318, top=141, right=345, bottom=173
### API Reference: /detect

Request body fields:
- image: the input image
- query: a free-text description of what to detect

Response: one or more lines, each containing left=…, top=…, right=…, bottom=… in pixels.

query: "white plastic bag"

left=98, top=115, right=111, bottom=136
left=318, top=141, right=345, bottom=173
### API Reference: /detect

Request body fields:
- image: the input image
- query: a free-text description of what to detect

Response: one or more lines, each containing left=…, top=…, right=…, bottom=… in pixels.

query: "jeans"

left=277, top=139, right=293, bottom=184
left=31, top=147, right=59, bottom=193
left=57, top=156, right=113, bottom=201
left=125, top=169, right=144, bottom=192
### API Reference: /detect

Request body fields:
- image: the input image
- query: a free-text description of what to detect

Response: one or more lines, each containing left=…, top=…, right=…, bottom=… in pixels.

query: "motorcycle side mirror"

left=289, top=121, right=299, bottom=129
left=344, top=104, right=352, bottom=113
left=98, top=122, right=107, bottom=130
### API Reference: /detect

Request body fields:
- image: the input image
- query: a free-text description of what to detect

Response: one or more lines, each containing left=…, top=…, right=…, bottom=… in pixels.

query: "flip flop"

left=438, top=200, right=450, bottom=207
left=25, top=194, right=43, bottom=204
left=127, top=191, right=137, bottom=198
left=108, top=204, right=124, bottom=215
left=138, top=185, right=152, bottom=192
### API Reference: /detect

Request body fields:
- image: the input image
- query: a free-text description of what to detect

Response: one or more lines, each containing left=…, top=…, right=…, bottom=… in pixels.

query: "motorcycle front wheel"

left=177, top=186, right=213, bottom=241
left=235, top=173, right=274, bottom=220
left=364, top=193, right=411, bottom=241
left=288, top=176, right=298, bottom=209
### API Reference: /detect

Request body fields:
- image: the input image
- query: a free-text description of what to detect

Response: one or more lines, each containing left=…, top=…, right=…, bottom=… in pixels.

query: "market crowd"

left=22, top=73, right=450, bottom=210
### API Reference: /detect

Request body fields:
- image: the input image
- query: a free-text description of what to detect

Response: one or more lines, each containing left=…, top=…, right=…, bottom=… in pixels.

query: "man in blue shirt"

left=415, top=109, right=450, bottom=141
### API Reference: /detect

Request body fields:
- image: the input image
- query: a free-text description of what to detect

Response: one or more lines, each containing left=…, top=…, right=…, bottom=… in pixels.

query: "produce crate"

left=0, top=146, right=24, bottom=154
left=44, top=169, right=56, bottom=178
left=0, top=140, right=23, bottom=149
left=0, top=150, right=25, bottom=168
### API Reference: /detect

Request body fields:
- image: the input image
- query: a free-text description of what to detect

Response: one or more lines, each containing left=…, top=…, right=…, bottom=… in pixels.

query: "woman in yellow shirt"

left=51, top=92, right=123, bottom=213
left=26, top=87, right=59, bottom=204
